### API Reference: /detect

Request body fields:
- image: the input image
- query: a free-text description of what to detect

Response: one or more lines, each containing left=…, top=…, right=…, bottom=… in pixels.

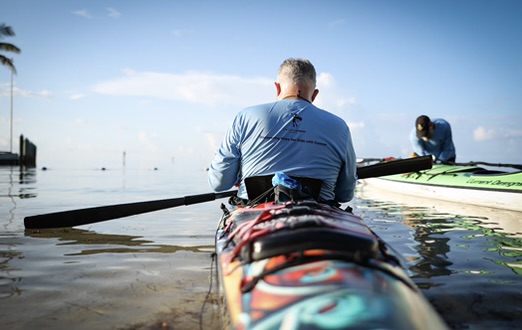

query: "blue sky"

left=1, top=0, right=521, bottom=170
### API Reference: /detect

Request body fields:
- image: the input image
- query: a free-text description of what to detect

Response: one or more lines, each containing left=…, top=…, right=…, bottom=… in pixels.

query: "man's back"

left=410, top=118, right=456, bottom=162
left=208, top=58, right=357, bottom=203
left=208, top=99, right=357, bottom=202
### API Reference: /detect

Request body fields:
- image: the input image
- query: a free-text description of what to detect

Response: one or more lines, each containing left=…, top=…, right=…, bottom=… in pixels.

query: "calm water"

left=1, top=166, right=521, bottom=330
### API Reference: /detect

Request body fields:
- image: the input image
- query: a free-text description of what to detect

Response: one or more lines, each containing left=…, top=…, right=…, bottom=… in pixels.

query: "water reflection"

left=24, top=228, right=214, bottom=256
left=0, top=166, right=38, bottom=199
left=0, top=228, right=213, bottom=299
left=1, top=167, right=37, bottom=229
left=0, top=234, right=24, bottom=299
left=354, top=192, right=522, bottom=330
left=18, top=168, right=38, bottom=199
left=355, top=188, right=522, bottom=280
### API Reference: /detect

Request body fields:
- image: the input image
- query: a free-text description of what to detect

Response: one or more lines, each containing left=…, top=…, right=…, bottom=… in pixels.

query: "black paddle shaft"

left=357, top=156, right=432, bottom=179
left=24, top=190, right=236, bottom=229
left=24, top=156, right=432, bottom=229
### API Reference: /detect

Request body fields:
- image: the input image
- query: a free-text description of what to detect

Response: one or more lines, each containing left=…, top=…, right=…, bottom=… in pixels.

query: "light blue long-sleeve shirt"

left=208, top=100, right=357, bottom=203
left=410, top=118, right=456, bottom=163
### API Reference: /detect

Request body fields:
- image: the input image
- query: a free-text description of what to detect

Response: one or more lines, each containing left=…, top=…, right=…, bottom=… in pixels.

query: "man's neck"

left=280, top=89, right=311, bottom=103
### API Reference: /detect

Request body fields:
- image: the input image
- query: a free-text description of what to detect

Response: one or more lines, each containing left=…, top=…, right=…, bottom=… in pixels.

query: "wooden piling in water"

left=0, top=135, right=37, bottom=167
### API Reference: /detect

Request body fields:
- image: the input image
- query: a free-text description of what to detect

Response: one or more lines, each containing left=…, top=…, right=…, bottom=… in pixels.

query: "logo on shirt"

left=292, top=114, right=302, bottom=127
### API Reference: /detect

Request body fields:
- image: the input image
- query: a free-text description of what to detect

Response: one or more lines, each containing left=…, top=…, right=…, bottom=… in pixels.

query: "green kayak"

left=361, top=162, right=522, bottom=212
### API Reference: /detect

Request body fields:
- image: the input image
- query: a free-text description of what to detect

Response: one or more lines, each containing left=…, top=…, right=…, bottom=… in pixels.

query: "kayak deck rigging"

left=214, top=184, right=448, bottom=329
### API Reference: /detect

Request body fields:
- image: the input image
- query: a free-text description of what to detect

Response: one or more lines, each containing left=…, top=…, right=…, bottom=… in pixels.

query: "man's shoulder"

left=433, top=118, right=450, bottom=125
left=243, top=101, right=277, bottom=110
left=238, top=102, right=278, bottom=115
left=312, top=106, right=347, bottom=124
left=433, top=118, right=452, bottom=130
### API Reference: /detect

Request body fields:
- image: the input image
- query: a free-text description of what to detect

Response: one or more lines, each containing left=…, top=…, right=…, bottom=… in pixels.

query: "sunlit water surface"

left=1, top=167, right=521, bottom=329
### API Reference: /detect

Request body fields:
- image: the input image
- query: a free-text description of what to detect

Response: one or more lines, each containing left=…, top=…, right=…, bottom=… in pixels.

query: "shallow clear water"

left=1, top=167, right=521, bottom=329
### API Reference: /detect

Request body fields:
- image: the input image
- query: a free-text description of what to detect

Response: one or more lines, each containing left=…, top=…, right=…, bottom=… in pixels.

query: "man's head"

left=275, top=58, right=319, bottom=102
left=415, top=115, right=433, bottom=141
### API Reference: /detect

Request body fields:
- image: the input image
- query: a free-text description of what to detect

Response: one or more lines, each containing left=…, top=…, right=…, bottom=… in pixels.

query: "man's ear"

left=274, top=82, right=282, bottom=96
left=311, top=89, right=319, bottom=102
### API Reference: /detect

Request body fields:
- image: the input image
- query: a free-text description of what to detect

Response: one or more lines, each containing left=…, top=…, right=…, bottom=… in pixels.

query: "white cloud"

left=347, top=121, right=365, bottom=130
left=69, top=93, right=85, bottom=100
left=106, top=8, right=121, bottom=18
left=73, top=9, right=91, bottom=19
left=0, top=84, right=51, bottom=98
left=473, top=126, right=522, bottom=141
left=91, top=69, right=359, bottom=125
left=473, top=126, right=496, bottom=141
left=92, top=70, right=274, bottom=107
left=317, top=72, right=335, bottom=87
left=73, top=8, right=121, bottom=19
left=36, top=90, right=52, bottom=97
left=314, top=72, right=357, bottom=114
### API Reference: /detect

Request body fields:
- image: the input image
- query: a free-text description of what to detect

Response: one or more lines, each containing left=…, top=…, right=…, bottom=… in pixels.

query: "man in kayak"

left=208, top=58, right=357, bottom=204
left=410, top=115, right=456, bottom=163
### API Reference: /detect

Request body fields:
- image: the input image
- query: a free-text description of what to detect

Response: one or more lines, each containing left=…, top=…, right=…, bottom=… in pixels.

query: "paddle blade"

left=357, top=156, right=432, bottom=179
left=24, top=190, right=236, bottom=229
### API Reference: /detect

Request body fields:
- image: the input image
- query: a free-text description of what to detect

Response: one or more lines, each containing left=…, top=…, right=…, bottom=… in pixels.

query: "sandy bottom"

left=2, top=245, right=221, bottom=330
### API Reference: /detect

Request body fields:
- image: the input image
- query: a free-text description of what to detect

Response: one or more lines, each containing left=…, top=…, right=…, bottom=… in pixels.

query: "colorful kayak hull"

left=363, top=164, right=522, bottom=212
left=214, top=201, right=448, bottom=329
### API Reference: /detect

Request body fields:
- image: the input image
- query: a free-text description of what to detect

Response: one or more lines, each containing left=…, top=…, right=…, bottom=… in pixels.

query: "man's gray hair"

left=278, top=58, right=317, bottom=86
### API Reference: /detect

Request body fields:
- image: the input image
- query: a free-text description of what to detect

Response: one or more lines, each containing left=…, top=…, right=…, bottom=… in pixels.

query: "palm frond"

left=0, top=55, right=16, bottom=73
left=0, top=42, right=21, bottom=53
left=0, top=23, right=20, bottom=73
left=0, top=24, right=16, bottom=38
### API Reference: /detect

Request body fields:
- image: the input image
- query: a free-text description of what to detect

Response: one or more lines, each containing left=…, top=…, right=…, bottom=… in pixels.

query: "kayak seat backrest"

left=241, top=224, right=379, bottom=263
left=245, top=175, right=322, bottom=201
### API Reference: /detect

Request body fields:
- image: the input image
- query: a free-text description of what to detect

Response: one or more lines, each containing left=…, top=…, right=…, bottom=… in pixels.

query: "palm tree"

left=1, top=24, right=20, bottom=155
left=0, top=23, right=21, bottom=73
